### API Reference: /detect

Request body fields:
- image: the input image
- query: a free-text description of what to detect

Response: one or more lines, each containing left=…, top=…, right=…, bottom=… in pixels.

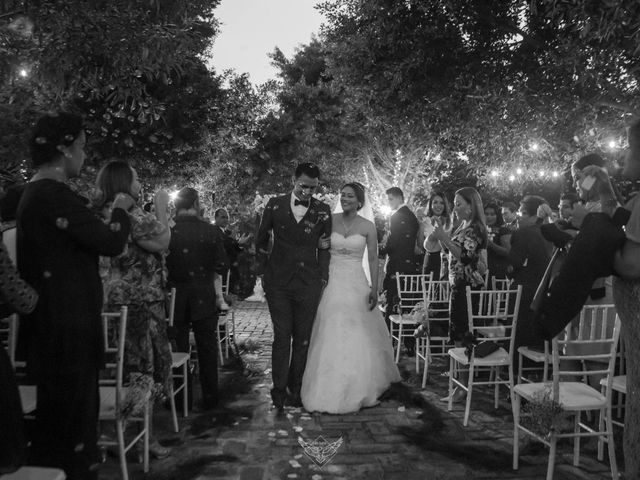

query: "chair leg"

left=116, top=420, right=129, bottom=480
left=143, top=403, right=150, bottom=473
left=463, top=365, right=473, bottom=427
left=512, top=393, right=521, bottom=470
left=573, top=413, right=580, bottom=466
left=448, top=356, right=454, bottom=412
left=216, top=327, right=224, bottom=364
left=182, top=362, right=189, bottom=418
left=598, top=406, right=605, bottom=461
left=605, top=406, right=619, bottom=479
left=395, top=323, right=404, bottom=363
left=546, top=436, right=557, bottom=480
left=542, top=358, right=549, bottom=382
left=168, top=383, right=179, bottom=433
left=421, top=338, right=429, bottom=388
left=494, top=367, right=500, bottom=409
left=517, top=352, right=523, bottom=384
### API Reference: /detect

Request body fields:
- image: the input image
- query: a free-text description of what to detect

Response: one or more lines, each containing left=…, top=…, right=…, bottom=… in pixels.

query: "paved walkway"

left=96, top=301, right=622, bottom=480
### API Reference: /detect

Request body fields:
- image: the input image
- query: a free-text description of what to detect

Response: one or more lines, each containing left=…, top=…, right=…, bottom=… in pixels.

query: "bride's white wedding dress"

left=301, top=232, right=401, bottom=414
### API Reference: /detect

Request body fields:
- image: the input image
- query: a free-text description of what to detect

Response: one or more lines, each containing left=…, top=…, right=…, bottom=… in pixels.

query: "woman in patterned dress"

left=432, top=187, right=488, bottom=402
left=96, top=160, right=172, bottom=458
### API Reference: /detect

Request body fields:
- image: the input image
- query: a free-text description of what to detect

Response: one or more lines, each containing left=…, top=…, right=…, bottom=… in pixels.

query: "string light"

left=490, top=170, right=499, bottom=177
left=516, top=168, right=523, bottom=175
left=552, top=171, right=559, bottom=177
left=538, top=170, right=545, bottom=177
left=18, top=69, right=28, bottom=77
left=530, top=143, right=539, bottom=151
left=508, top=175, right=516, bottom=182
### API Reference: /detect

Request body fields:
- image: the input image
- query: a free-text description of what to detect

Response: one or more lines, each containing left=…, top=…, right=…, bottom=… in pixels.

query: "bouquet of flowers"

left=252, top=193, right=278, bottom=216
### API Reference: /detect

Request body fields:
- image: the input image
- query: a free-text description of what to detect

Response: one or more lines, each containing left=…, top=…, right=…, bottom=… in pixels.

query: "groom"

left=256, top=163, right=332, bottom=412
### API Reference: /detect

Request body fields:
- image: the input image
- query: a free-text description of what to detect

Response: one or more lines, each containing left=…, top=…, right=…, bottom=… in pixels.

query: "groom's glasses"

left=297, top=183, right=318, bottom=191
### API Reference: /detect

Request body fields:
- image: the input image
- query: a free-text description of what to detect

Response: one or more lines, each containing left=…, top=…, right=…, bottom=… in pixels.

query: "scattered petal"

left=294, top=454, right=303, bottom=460
left=312, top=475, right=323, bottom=480
left=277, top=430, right=288, bottom=437
left=43, top=270, right=52, bottom=279
left=286, top=413, right=294, bottom=420
left=300, top=415, right=312, bottom=421
left=293, top=426, right=303, bottom=433
left=55, top=217, right=69, bottom=229
left=397, top=406, right=406, bottom=412
left=287, top=475, right=297, bottom=479
left=268, top=432, right=276, bottom=438
left=289, top=459, right=301, bottom=468
left=232, top=421, right=239, bottom=426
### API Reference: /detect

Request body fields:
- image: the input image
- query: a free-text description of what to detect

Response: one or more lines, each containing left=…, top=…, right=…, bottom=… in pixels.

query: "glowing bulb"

left=608, top=140, right=617, bottom=149
left=530, top=143, right=539, bottom=151
left=516, top=168, right=523, bottom=175
left=169, top=190, right=180, bottom=201
left=490, top=170, right=499, bottom=177
left=508, top=175, right=516, bottom=182
left=538, top=170, right=545, bottom=177
left=552, top=171, right=559, bottom=178
left=18, top=69, right=27, bottom=77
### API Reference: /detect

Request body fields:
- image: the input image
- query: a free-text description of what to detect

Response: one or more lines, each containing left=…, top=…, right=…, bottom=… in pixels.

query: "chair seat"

left=19, top=385, right=37, bottom=414
left=389, top=314, right=417, bottom=325
left=517, top=346, right=548, bottom=363
left=99, top=386, right=150, bottom=419
left=171, top=351, right=190, bottom=368
left=1, top=466, right=67, bottom=480
left=514, top=381, right=606, bottom=410
left=448, top=346, right=510, bottom=366
left=601, top=375, right=627, bottom=395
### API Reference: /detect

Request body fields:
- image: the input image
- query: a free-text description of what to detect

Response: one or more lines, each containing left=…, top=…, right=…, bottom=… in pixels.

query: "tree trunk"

left=613, top=277, right=640, bottom=478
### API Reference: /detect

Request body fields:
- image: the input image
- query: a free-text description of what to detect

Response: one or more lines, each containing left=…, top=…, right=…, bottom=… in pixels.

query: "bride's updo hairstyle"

left=342, top=182, right=366, bottom=210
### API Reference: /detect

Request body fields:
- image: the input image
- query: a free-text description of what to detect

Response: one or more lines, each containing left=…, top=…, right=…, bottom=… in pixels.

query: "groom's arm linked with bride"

left=254, top=179, right=332, bottom=411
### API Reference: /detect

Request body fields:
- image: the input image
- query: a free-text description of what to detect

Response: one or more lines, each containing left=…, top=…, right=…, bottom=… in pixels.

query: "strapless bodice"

left=330, top=232, right=366, bottom=262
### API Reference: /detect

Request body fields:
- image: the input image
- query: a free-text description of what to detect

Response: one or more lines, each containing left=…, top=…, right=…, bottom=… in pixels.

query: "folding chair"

left=447, top=286, right=522, bottom=426
left=512, top=308, right=621, bottom=480
left=166, top=287, right=189, bottom=432
left=391, top=273, right=431, bottom=363
left=98, top=306, right=150, bottom=480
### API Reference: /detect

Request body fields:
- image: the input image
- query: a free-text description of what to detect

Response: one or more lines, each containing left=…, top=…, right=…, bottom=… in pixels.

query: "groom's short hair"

left=174, top=187, right=199, bottom=211
left=295, top=162, right=320, bottom=179
left=386, top=187, right=404, bottom=200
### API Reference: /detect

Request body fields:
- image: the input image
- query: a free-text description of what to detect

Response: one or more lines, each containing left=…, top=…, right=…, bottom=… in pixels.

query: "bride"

left=301, top=182, right=401, bottom=414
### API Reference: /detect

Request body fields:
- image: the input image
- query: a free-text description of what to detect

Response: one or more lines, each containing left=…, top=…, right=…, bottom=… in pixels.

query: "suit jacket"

left=508, top=224, right=551, bottom=303
left=255, top=194, right=332, bottom=287
left=381, top=205, right=420, bottom=274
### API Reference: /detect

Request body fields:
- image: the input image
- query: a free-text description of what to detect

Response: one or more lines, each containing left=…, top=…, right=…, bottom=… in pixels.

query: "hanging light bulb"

left=516, top=168, right=523, bottom=175
left=552, top=171, right=559, bottom=178
left=509, top=175, right=516, bottom=182
left=530, top=142, right=539, bottom=151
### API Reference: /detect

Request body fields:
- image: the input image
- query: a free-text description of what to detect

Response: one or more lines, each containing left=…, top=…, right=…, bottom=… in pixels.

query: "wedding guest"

left=17, top=112, right=132, bottom=480
left=484, top=202, right=511, bottom=279
left=0, top=240, right=38, bottom=473
left=422, top=192, right=452, bottom=280
left=213, top=208, right=251, bottom=302
left=509, top=195, right=552, bottom=365
left=0, top=184, right=24, bottom=266
left=96, top=160, right=172, bottom=459
left=380, top=186, right=422, bottom=356
left=501, top=201, right=518, bottom=232
left=432, top=187, right=488, bottom=402
left=558, top=192, right=580, bottom=223
left=167, top=188, right=228, bottom=410
left=613, top=118, right=640, bottom=478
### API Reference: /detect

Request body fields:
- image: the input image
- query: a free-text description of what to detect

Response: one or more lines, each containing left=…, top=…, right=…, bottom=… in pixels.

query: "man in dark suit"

left=166, top=187, right=228, bottom=410
left=380, top=187, right=422, bottom=355
left=255, top=163, right=332, bottom=412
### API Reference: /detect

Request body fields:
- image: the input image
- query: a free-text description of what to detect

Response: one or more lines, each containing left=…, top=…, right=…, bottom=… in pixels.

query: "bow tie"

left=294, top=199, right=310, bottom=208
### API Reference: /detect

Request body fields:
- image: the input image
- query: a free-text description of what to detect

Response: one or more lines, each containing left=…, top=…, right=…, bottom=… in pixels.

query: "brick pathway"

left=96, top=301, right=621, bottom=480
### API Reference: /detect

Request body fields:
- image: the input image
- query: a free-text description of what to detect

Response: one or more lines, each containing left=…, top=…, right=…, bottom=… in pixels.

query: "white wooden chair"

left=512, top=309, right=621, bottom=480
left=166, top=287, right=189, bottom=431
left=447, top=286, right=522, bottom=426
left=416, top=276, right=449, bottom=387
left=216, top=270, right=235, bottom=363
left=98, top=306, right=150, bottom=480
left=2, top=313, right=36, bottom=415
left=391, top=273, right=431, bottom=363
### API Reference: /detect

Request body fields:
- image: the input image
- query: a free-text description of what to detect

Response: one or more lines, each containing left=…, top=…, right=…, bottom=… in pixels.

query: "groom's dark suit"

left=256, top=193, right=332, bottom=407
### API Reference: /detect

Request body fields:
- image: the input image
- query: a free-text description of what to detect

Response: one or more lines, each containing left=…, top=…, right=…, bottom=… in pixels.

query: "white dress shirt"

left=290, top=193, right=309, bottom=223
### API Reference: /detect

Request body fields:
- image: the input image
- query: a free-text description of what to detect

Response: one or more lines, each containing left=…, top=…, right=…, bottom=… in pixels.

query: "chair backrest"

left=101, top=307, right=128, bottom=403
left=491, top=276, right=513, bottom=290
left=395, top=273, right=432, bottom=315
left=466, top=286, right=522, bottom=353
left=552, top=305, right=621, bottom=401
left=0, top=313, right=18, bottom=366
left=222, top=270, right=231, bottom=295
left=166, top=287, right=176, bottom=327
